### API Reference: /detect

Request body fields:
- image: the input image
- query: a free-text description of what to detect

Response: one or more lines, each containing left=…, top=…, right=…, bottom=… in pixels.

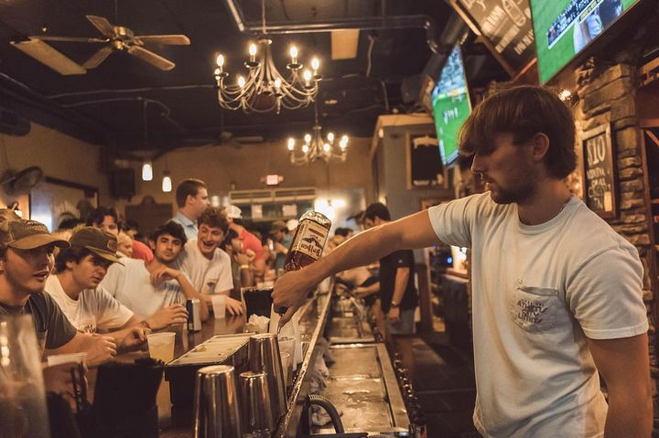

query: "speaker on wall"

left=110, top=168, right=135, bottom=198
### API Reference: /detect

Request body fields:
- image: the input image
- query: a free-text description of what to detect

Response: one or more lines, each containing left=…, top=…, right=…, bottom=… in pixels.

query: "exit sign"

left=266, top=174, right=282, bottom=186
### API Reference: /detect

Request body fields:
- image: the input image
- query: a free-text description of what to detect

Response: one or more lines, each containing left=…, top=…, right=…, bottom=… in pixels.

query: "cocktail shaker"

left=193, top=365, right=242, bottom=438
left=248, top=333, right=287, bottom=421
left=239, top=371, right=275, bottom=437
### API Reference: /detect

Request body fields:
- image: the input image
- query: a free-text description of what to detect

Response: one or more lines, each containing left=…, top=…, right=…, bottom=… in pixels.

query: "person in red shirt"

left=86, top=207, right=154, bottom=261
left=224, top=205, right=266, bottom=282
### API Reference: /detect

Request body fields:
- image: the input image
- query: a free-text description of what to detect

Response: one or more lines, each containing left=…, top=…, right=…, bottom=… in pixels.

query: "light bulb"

left=274, top=78, right=282, bottom=89
left=304, top=133, right=311, bottom=143
left=141, top=161, right=153, bottom=181
left=302, top=144, right=309, bottom=154
left=216, top=54, right=224, bottom=67
left=311, top=57, right=320, bottom=71
left=289, top=46, right=298, bottom=59
left=162, top=174, right=172, bottom=192
left=323, top=143, right=331, bottom=153
left=340, top=135, right=349, bottom=150
left=249, top=43, right=257, bottom=56
left=327, top=132, right=335, bottom=142
left=287, top=138, right=295, bottom=151
left=559, top=89, right=572, bottom=101
left=238, top=76, right=246, bottom=88
left=303, top=70, right=312, bottom=82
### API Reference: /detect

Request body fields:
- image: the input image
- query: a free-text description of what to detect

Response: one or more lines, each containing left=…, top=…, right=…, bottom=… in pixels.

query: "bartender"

left=273, top=85, right=652, bottom=437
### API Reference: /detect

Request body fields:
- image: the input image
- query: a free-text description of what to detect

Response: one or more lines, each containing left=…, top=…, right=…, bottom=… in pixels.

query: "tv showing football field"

left=431, top=45, right=471, bottom=166
left=531, top=0, right=640, bottom=84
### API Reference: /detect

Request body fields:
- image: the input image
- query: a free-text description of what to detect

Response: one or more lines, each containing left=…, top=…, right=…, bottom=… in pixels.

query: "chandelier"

left=213, top=0, right=321, bottom=114
left=287, top=102, right=349, bottom=165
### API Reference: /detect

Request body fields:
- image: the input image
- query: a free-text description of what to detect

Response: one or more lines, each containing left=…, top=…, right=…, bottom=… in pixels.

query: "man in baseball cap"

left=47, top=227, right=179, bottom=349
left=0, top=213, right=117, bottom=366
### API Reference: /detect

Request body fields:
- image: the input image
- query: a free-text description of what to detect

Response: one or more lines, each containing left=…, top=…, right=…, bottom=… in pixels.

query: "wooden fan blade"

left=134, top=35, right=190, bottom=45
left=30, top=35, right=108, bottom=43
left=11, top=38, right=86, bottom=75
left=86, top=15, right=115, bottom=37
left=126, top=46, right=175, bottom=71
left=83, top=46, right=114, bottom=69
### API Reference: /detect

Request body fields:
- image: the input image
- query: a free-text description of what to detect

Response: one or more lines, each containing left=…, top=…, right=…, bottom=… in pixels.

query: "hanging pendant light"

left=142, top=160, right=153, bottom=181
left=162, top=171, right=172, bottom=192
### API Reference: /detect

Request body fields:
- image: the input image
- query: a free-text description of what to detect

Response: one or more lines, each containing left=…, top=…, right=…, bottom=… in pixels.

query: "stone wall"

left=575, top=58, right=658, bottom=430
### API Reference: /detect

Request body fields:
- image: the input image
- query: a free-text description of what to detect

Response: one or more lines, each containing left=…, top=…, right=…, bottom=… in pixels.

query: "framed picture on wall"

left=581, top=123, right=618, bottom=218
left=406, top=132, right=446, bottom=189
left=29, top=177, right=99, bottom=231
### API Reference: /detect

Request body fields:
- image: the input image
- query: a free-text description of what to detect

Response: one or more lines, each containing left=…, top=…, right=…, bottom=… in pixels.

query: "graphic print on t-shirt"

left=510, top=280, right=558, bottom=333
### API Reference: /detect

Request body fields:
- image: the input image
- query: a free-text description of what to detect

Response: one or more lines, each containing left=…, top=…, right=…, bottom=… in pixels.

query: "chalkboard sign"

left=451, top=0, right=537, bottom=77
left=582, top=123, right=618, bottom=218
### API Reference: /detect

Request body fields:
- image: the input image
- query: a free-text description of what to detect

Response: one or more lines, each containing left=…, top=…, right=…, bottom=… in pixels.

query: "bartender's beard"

left=485, top=171, right=538, bottom=205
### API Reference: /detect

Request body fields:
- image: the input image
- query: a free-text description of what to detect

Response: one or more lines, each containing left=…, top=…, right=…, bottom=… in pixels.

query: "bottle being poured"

left=275, top=210, right=331, bottom=333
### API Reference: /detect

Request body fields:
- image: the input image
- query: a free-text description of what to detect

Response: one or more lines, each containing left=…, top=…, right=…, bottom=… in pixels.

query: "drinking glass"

left=0, top=315, right=51, bottom=438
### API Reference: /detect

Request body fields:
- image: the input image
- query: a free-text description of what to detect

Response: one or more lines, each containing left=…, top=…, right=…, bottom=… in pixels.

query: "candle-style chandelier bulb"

left=288, top=102, right=349, bottom=165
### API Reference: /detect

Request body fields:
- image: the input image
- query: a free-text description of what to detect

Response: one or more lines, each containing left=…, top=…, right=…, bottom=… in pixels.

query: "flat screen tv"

left=431, top=45, right=471, bottom=166
left=531, top=0, right=641, bottom=84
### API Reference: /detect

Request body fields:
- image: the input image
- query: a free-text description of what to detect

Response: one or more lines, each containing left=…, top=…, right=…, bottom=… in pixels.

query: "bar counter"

left=102, top=289, right=332, bottom=438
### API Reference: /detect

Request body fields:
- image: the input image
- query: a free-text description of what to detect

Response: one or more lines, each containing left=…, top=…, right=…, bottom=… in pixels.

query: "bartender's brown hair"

left=197, top=207, right=229, bottom=233
left=458, top=86, right=577, bottom=179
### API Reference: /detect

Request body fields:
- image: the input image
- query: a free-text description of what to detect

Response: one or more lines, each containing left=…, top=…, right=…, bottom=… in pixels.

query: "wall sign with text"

left=581, top=123, right=618, bottom=218
left=451, top=0, right=537, bottom=77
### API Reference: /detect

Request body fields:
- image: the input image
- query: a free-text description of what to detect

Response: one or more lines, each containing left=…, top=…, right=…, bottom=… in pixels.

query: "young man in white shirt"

left=47, top=227, right=187, bottom=338
left=273, top=86, right=652, bottom=437
left=171, top=179, right=210, bottom=240
left=101, top=221, right=209, bottom=322
left=178, top=207, right=244, bottom=316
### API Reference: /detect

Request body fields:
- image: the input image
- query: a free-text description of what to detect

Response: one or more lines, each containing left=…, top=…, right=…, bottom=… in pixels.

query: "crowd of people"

left=0, top=176, right=331, bottom=403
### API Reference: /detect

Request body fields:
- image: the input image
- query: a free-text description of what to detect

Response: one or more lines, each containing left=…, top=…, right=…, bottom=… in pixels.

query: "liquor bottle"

left=283, top=211, right=331, bottom=272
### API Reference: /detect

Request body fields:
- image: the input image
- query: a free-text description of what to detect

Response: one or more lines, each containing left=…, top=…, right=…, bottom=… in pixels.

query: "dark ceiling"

left=0, top=0, right=507, bottom=155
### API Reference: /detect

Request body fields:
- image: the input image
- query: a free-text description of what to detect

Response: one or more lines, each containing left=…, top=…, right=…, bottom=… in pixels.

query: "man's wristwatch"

left=391, top=301, right=400, bottom=308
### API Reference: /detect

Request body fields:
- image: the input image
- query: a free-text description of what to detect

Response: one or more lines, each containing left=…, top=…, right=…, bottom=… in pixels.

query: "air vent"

left=230, top=187, right=316, bottom=205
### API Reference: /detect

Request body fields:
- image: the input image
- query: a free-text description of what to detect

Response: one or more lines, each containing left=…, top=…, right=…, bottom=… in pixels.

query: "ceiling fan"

left=11, top=15, right=190, bottom=73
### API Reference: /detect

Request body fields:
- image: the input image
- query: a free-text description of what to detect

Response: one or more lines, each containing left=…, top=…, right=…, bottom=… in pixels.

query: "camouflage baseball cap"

left=0, top=214, right=70, bottom=250
left=69, top=227, right=120, bottom=263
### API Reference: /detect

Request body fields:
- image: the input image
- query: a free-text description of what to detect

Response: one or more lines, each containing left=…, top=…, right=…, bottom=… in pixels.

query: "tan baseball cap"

left=69, top=227, right=120, bottom=263
left=0, top=217, right=70, bottom=250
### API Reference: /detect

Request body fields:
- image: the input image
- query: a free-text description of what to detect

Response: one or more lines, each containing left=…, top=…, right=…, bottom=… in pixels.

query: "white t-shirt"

left=100, top=258, right=186, bottom=319
left=177, top=239, right=234, bottom=294
left=428, top=192, right=648, bottom=438
left=45, top=275, right=133, bottom=332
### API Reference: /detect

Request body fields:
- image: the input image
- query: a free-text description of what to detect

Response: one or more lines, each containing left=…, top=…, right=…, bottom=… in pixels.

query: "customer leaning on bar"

left=273, top=85, right=652, bottom=437
left=0, top=210, right=117, bottom=366
left=46, top=226, right=173, bottom=341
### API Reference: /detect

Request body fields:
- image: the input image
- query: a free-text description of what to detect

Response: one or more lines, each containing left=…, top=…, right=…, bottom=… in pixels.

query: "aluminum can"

left=187, top=298, right=202, bottom=332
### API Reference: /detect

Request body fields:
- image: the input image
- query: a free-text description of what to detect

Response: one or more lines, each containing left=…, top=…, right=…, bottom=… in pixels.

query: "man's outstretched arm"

left=272, top=209, right=438, bottom=324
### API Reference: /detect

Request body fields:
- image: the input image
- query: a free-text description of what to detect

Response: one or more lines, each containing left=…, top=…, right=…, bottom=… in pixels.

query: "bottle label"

left=289, top=220, right=328, bottom=261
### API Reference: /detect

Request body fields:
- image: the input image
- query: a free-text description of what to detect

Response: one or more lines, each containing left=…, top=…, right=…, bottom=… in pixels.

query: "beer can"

left=187, top=298, right=202, bottom=332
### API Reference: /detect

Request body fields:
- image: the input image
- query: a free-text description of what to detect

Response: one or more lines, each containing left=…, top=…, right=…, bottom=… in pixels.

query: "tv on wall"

left=530, top=0, right=641, bottom=84
left=431, top=44, right=472, bottom=166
